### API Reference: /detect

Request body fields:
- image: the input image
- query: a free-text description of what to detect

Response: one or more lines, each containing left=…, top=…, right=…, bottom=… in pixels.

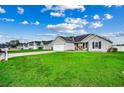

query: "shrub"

left=107, top=47, right=118, bottom=52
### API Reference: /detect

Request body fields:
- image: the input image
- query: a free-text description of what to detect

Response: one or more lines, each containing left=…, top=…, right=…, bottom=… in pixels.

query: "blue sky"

left=0, top=5, right=124, bottom=44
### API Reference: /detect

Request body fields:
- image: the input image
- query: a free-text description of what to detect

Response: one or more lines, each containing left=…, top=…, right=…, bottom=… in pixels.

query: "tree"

left=8, top=40, right=20, bottom=48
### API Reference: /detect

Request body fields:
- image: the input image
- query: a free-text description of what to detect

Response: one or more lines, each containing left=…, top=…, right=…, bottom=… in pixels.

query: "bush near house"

left=107, top=47, right=118, bottom=52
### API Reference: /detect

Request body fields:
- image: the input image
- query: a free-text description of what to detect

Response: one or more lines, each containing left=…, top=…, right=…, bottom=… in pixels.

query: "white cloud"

left=105, top=5, right=113, bottom=8
left=47, top=23, right=79, bottom=31
left=102, top=31, right=124, bottom=44
left=20, top=20, right=40, bottom=25
left=17, top=7, right=24, bottom=14
left=20, top=20, right=29, bottom=25
left=104, top=14, right=113, bottom=20
left=83, top=15, right=88, bottom=18
left=46, top=22, right=88, bottom=35
left=0, top=6, right=6, bottom=14
left=105, top=5, right=123, bottom=8
left=31, top=21, right=40, bottom=25
left=42, top=5, right=86, bottom=12
left=37, top=33, right=57, bottom=36
left=47, top=23, right=82, bottom=34
left=0, top=18, right=15, bottom=22
left=75, top=29, right=87, bottom=35
left=58, top=5, right=85, bottom=12
left=42, top=5, right=85, bottom=17
left=46, top=17, right=89, bottom=34
left=41, top=5, right=53, bottom=12
left=50, top=12, right=65, bottom=17
left=0, top=34, right=3, bottom=38
left=103, top=31, right=124, bottom=37
left=90, top=21, right=103, bottom=29
left=0, top=33, right=10, bottom=43
left=93, top=14, right=100, bottom=20
left=65, top=17, right=89, bottom=27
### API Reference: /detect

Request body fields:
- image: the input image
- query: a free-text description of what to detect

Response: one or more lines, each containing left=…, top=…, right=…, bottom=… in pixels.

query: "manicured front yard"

left=8, top=49, right=47, bottom=53
left=0, top=52, right=124, bottom=87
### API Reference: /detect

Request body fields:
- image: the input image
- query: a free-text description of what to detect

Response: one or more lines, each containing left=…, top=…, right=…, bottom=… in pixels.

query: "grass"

left=8, top=49, right=47, bottom=53
left=0, top=52, right=124, bottom=87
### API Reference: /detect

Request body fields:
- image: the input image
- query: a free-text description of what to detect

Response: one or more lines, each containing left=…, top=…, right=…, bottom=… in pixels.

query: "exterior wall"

left=64, top=43, right=75, bottom=51
left=23, top=46, right=29, bottom=50
left=53, top=37, right=66, bottom=51
left=53, top=37, right=75, bottom=51
left=53, top=37, right=66, bottom=45
left=81, top=35, right=95, bottom=42
left=53, top=45, right=64, bottom=51
left=28, top=42, right=43, bottom=50
left=113, top=46, right=124, bottom=51
left=88, top=36, right=112, bottom=52
left=43, top=43, right=53, bottom=50
left=28, top=43, right=37, bottom=49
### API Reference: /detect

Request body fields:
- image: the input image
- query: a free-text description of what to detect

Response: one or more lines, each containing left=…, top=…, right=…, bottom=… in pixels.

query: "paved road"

left=8, top=51, right=55, bottom=58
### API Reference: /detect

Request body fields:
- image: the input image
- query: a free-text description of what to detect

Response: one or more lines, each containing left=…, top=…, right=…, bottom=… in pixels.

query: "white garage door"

left=53, top=45, right=64, bottom=51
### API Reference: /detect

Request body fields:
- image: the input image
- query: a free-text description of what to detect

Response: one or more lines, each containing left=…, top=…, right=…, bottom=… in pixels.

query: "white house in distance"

left=18, top=40, right=53, bottom=50
left=18, top=41, right=43, bottom=50
left=53, top=34, right=113, bottom=52
left=28, top=41, right=43, bottom=49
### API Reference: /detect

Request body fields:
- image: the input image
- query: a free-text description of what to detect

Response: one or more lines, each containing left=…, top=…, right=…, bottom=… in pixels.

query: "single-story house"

left=17, top=41, right=43, bottom=50
left=17, top=40, right=53, bottom=50
left=17, top=43, right=29, bottom=50
left=53, top=34, right=113, bottom=52
left=112, top=44, right=124, bottom=51
left=42, top=40, right=53, bottom=50
left=28, top=41, right=43, bottom=50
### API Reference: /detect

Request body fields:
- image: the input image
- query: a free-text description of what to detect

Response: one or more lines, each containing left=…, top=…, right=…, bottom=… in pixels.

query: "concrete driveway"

left=8, top=51, right=55, bottom=58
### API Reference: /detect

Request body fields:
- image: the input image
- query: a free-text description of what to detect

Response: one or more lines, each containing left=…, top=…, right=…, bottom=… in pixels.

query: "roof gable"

left=56, top=34, right=112, bottom=43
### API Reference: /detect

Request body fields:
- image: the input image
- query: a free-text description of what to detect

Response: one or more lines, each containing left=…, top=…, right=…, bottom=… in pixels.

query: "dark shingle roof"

left=42, top=40, right=53, bottom=45
left=95, top=35, right=113, bottom=43
left=28, top=41, right=42, bottom=43
left=74, top=34, right=90, bottom=42
left=59, top=34, right=90, bottom=43
left=60, top=36, right=75, bottom=42
left=59, top=34, right=112, bottom=43
left=113, top=44, right=124, bottom=46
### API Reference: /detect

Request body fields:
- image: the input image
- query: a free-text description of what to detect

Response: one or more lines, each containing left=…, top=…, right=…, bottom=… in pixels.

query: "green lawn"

left=0, top=52, right=124, bottom=87
left=8, top=49, right=47, bottom=53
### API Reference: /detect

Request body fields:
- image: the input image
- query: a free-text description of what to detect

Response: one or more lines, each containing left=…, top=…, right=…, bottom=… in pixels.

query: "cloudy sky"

left=0, top=5, right=124, bottom=44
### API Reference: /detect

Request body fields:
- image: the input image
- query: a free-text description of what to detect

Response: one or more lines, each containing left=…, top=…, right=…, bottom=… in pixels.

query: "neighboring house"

left=28, top=41, right=43, bottom=50
left=17, top=41, right=43, bottom=50
left=42, top=40, right=53, bottom=50
left=53, top=34, right=112, bottom=52
left=112, top=44, right=124, bottom=51
left=17, top=40, right=53, bottom=50
left=17, top=43, right=29, bottom=50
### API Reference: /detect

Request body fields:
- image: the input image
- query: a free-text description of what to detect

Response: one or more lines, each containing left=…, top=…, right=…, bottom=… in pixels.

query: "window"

left=99, top=41, right=101, bottom=49
left=92, top=41, right=101, bottom=49
left=95, top=42, right=98, bottom=48
left=83, top=43, right=85, bottom=48
left=92, top=42, right=94, bottom=49
left=86, top=42, right=88, bottom=48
